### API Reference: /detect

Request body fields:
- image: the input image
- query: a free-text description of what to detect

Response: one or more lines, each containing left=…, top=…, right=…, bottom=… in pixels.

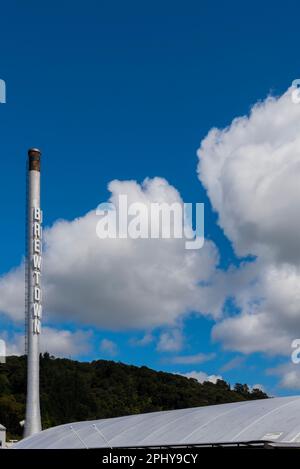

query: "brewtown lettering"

left=32, top=207, right=42, bottom=334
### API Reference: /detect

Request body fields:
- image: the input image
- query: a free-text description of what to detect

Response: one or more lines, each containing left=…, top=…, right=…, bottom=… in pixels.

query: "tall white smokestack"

left=24, top=148, right=42, bottom=437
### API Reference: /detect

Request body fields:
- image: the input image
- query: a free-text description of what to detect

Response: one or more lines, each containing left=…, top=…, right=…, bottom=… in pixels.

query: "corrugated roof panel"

left=13, top=396, right=300, bottom=449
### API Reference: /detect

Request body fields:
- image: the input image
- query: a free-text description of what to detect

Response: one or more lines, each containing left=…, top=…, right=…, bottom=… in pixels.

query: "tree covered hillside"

left=0, top=354, right=268, bottom=439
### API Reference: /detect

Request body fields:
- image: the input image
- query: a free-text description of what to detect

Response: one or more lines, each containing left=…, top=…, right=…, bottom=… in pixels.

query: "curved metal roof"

left=14, top=396, right=300, bottom=449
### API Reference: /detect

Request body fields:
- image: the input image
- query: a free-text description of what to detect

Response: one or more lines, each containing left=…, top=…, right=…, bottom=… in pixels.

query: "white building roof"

left=13, top=396, right=300, bottom=449
left=0, top=424, right=6, bottom=431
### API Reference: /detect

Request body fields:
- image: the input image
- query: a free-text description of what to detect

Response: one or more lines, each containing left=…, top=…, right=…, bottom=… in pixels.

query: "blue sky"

left=1, top=0, right=300, bottom=395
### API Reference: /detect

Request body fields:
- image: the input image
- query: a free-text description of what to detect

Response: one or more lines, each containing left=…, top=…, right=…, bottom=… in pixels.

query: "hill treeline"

left=0, top=354, right=268, bottom=439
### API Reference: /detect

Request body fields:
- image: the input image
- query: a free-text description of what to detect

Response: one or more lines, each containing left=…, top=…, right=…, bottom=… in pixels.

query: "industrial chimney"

left=24, top=148, right=42, bottom=437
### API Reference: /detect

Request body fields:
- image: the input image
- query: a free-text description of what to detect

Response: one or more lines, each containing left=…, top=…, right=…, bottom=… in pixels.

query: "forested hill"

left=0, top=354, right=268, bottom=439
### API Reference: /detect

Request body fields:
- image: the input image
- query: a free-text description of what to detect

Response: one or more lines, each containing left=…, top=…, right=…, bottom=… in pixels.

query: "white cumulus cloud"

left=157, top=329, right=183, bottom=352
left=177, top=370, right=222, bottom=384
left=0, top=177, right=219, bottom=331
left=198, top=87, right=300, bottom=359
left=0, top=327, right=92, bottom=357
